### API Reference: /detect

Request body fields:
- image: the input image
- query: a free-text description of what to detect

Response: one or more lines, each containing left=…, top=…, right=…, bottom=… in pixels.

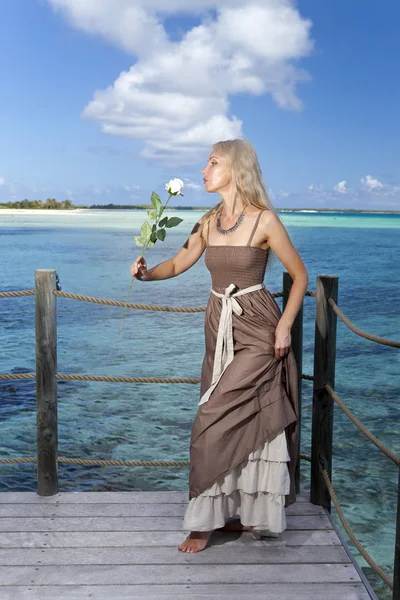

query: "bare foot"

left=178, top=531, right=212, bottom=553
left=216, top=518, right=253, bottom=533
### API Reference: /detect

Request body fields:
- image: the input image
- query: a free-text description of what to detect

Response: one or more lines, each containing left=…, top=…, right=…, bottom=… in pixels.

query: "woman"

left=131, top=138, right=308, bottom=554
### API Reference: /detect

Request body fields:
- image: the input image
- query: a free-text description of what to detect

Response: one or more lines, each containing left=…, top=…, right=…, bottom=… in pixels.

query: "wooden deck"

left=0, top=490, right=377, bottom=599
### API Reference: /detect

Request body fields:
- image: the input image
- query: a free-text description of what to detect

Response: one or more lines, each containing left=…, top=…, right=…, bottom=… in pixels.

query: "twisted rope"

left=0, top=288, right=320, bottom=307
left=0, top=372, right=314, bottom=383
left=53, top=290, right=207, bottom=312
left=328, top=297, right=400, bottom=348
left=53, top=289, right=285, bottom=309
left=0, top=373, right=201, bottom=384
left=0, top=290, right=35, bottom=298
left=300, top=453, right=393, bottom=589
left=0, top=453, right=314, bottom=468
left=0, top=456, right=190, bottom=467
left=320, top=463, right=393, bottom=589
left=325, top=384, right=399, bottom=466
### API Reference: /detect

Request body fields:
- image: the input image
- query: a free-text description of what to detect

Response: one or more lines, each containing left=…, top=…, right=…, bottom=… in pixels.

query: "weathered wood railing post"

left=393, top=467, right=400, bottom=599
left=35, top=269, right=58, bottom=495
left=282, top=271, right=303, bottom=494
left=311, top=275, right=338, bottom=511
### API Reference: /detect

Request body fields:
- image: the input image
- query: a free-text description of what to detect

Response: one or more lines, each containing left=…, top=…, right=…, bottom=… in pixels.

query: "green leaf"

left=141, top=221, right=152, bottom=238
left=151, top=192, right=162, bottom=210
left=147, top=209, right=158, bottom=221
left=152, top=224, right=157, bottom=232
left=165, top=217, right=183, bottom=228
left=134, top=236, right=145, bottom=247
left=147, top=239, right=155, bottom=247
left=159, top=216, right=168, bottom=227
left=157, top=228, right=166, bottom=241
left=150, top=231, right=157, bottom=243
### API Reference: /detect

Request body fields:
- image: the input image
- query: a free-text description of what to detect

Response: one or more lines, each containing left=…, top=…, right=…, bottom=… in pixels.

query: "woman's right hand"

left=130, top=256, right=149, bottom=281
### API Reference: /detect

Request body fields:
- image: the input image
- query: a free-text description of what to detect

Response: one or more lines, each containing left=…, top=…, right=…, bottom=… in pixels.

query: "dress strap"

left=246, top=210, right=264, bottom=247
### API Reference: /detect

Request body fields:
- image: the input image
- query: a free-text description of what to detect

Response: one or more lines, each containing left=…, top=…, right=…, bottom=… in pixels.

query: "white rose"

left=165, top=178, right=184, bottom=196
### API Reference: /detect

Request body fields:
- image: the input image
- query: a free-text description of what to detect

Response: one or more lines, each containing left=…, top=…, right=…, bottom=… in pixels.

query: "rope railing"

left=0, top=424, right=314, bottom=467
left=0, top=290, right=35, bottom=298
left=325, top=383, right=399, bottom=466
left=302, top=454, right=393, bottom=589
left=0, top=287, right=292, bottom=309
left=0, top=372, right=314, bottom=384
left=0, top=287, right=317, bottom=305
left=328, top=297, right=400, bottom=348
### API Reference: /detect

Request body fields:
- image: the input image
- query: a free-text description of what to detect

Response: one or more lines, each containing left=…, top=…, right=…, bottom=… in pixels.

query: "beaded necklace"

left=216, top=205, right=247, bottom=235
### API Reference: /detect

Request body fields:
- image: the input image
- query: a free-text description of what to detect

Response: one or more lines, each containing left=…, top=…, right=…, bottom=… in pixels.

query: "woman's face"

left=202, top=153, right=232, bottom=193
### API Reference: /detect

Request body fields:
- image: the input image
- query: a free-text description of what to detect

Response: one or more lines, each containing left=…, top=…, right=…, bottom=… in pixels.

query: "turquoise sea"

left=0, top=209, right=399, bottom=599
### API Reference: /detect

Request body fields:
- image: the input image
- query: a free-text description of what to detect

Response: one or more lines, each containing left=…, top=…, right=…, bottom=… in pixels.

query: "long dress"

left=182, top=209, right=299, bottom=535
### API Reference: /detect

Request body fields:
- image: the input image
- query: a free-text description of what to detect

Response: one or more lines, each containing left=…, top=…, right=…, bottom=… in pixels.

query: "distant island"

left=0, top=199, right=399, bottom=214
left=0, top=199, right=75, bottom=210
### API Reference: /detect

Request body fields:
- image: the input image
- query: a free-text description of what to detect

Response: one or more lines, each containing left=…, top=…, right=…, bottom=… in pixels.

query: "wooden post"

left=311, top=275, right=338, bottom=511
left=393, top=467, right=400, bottom=600
left=35, top=269, right=58, bottom=496
left=282, top=271, right=303, bottom=494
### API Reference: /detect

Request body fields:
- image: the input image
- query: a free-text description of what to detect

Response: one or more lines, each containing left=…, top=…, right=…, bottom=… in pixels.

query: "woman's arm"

left=131, top=219, right=207, bottom=281
left=262, top=211, right=309, bottom=358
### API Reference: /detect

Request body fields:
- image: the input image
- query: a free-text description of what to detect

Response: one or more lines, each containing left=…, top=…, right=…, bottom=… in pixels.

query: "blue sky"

left=0, top=0, right=399, bottom=209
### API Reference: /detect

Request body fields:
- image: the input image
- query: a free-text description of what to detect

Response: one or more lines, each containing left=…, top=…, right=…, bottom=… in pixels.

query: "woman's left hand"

left=274, top=321, right=291, bottom=360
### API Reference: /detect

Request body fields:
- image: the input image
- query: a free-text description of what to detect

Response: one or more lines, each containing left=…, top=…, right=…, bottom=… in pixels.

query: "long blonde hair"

left=200, top=138, right=277, bottom=228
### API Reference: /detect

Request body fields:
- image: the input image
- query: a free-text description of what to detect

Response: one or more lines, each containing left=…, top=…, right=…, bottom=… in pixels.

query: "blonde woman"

left=131, top=138, right=308, bottom=553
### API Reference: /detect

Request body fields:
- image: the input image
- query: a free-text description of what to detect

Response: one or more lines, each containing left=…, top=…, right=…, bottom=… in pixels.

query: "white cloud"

left=333, top=180, right=347, bottom=194
left=0, top=176, right=4, bottom=186
left=361, top=174, right=384, bottom=191
left=47, top=0, right=314, bottom=164
left=183, top=179, right=203, bottom=191
left=308, top=183, right=323, bottom=193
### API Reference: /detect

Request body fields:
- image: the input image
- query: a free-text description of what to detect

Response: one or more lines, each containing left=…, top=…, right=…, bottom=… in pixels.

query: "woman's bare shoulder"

left=260, top=208, right=280, bottom=225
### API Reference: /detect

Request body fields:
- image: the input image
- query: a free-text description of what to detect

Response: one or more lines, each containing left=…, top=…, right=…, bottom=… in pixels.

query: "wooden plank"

left=0, top=501, right=325, bottom=518
left=0, top=514, right=332, bottom=532
left=0, top=563, right=362, bottom=585
left=0, top=583, right=372, bottom=600
left=0, top=529, right=342, bottom=547
left=0, top=491, right=312, bottom=504
left=0, top=545, right=351, bottom=566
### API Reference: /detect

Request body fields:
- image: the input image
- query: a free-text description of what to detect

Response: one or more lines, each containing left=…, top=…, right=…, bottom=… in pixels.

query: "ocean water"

left=0, top=209, right=399, bottom=599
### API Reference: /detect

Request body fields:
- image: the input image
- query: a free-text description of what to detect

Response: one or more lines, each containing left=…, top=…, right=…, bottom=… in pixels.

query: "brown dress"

left=182, top=210, right=299, bottom=534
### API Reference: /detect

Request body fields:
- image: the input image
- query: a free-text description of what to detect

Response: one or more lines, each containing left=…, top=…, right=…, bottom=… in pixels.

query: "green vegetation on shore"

left=0, top=198, right=75, bottom=210
left=0, top=199, right=399, bottom=214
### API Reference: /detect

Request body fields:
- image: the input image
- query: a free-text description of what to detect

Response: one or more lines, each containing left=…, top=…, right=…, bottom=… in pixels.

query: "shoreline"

left=1, top=208, right=399, bottom=215
left=0, top=209, right=90, bottom=216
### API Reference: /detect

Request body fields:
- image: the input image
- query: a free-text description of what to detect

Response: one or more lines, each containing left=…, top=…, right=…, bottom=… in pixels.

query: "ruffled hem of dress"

left=198, top=459, right=290, bottom=497
left=182, top=489, right=287, bottom=533
left=197, top=430, right=290, bottom=497
left=183, top=430, right=290, bottom=532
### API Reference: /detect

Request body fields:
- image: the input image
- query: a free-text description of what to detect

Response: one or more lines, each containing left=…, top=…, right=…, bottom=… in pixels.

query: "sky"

left=0, top=0, right=399, bottom=210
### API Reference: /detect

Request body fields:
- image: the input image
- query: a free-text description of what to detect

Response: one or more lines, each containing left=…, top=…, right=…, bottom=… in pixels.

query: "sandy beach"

left=0, top=209, right=90, bottom=216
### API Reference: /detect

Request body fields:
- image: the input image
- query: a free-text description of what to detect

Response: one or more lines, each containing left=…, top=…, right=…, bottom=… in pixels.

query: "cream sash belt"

left=198, top=282, right=265, bottom=406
